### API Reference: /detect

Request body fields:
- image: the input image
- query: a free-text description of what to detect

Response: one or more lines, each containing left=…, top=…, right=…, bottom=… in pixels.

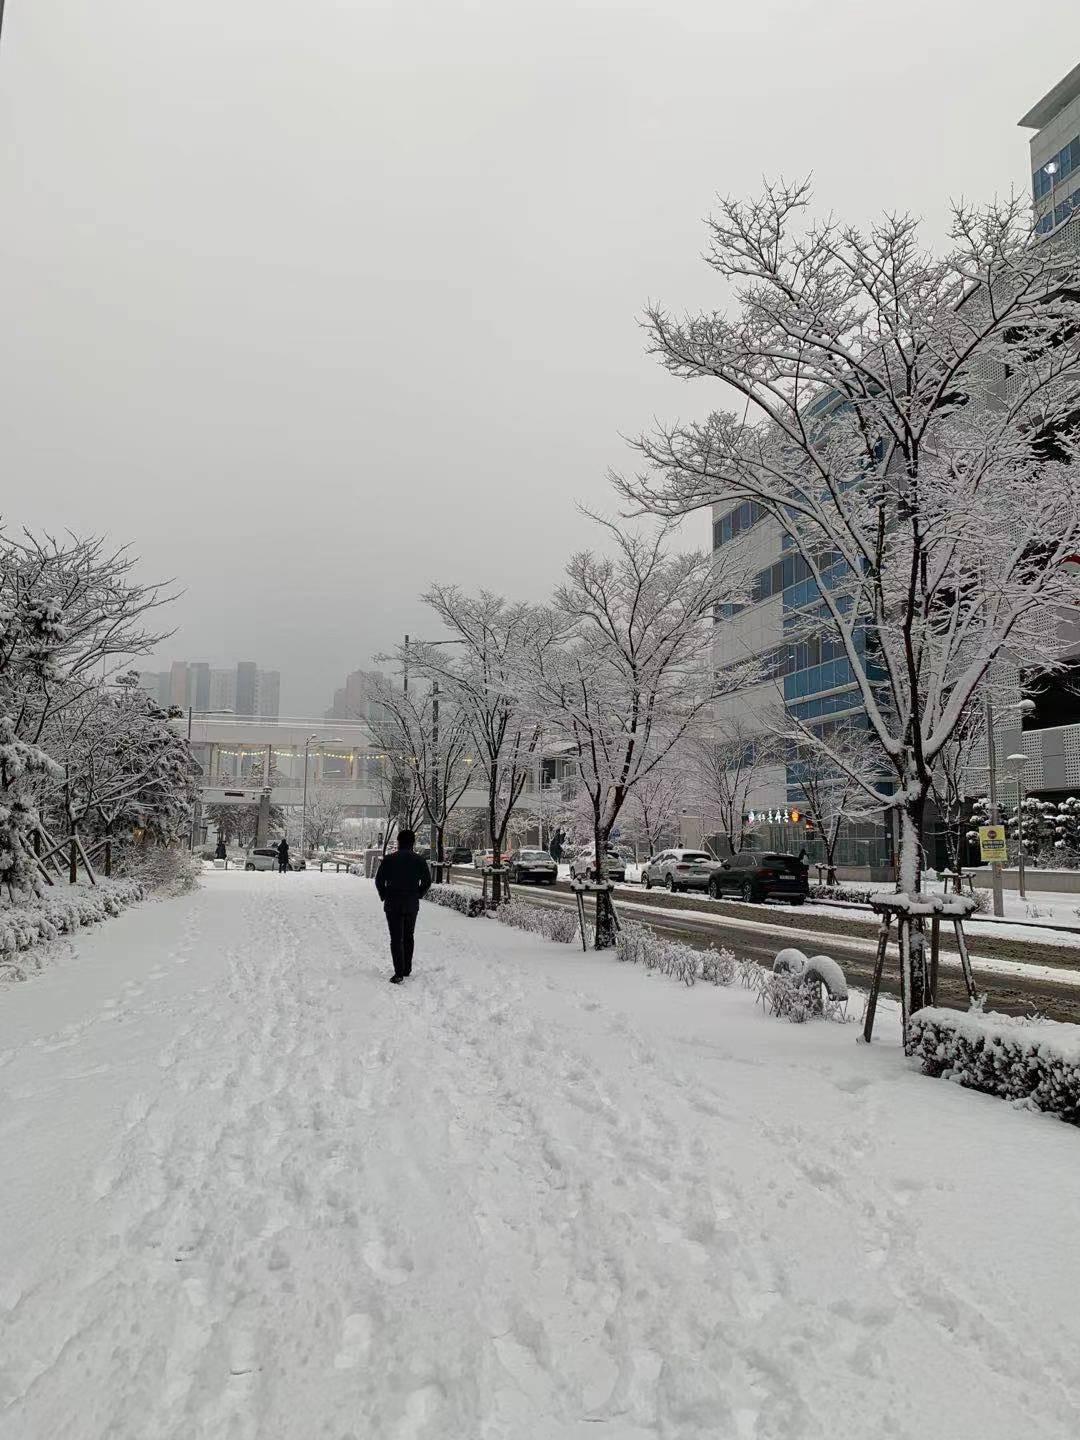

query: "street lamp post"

left=300, top=732, right=318, bottom=859
left=401, top=634, right=465, bottom=876
left=1007, top=753, right=1030, bottom=901
left=978, top=694, right=1035, bottom=914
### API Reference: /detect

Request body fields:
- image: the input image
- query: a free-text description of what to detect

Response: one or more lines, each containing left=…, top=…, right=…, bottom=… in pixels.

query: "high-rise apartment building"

left=1020, top=62, right=1080, bottom=238
left=325, top=669, right=388, bottom=723
left=235, top=661, right=258, bottom=718
left=139, top=661, right=281, bottom=717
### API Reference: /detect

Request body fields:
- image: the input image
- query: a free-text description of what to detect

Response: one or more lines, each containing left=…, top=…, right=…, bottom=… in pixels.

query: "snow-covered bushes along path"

left=2, top=871, right=1079, bottom=1439
left=0, top=878, right=145, bottom=980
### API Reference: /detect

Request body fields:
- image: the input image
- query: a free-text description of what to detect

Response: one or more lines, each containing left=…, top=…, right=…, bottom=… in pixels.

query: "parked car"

left=641, top=849, right=718, bottom=892
left=569, top=847, right=627, bottom=883
left=508, top=848, right=558, bottom=885
left=449, top=846, right=473, bottom=866
left=245, top=846, right=292, bottom=872
left=473, top=849, right=496, bottom=870
left=707, top=851, right=809, bottom=904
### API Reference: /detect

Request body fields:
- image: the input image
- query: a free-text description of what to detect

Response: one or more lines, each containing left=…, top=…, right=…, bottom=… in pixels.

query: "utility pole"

left=430, top=680, right=439, bottom=869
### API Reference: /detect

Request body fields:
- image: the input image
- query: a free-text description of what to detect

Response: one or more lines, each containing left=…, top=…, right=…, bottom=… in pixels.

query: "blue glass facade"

left=1033, top=134, right=1080, bottom=233
left=1033, top=134, right=1080, bottom=198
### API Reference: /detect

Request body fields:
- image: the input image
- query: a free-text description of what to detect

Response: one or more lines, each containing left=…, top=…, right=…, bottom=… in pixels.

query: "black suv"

left=708, top=851, right=808, bottom=904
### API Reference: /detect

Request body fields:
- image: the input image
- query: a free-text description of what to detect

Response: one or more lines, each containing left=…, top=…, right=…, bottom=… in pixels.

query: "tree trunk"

left=897, top=785, right=934, bottom=1028
left=592, top=814, right=617, bottom=950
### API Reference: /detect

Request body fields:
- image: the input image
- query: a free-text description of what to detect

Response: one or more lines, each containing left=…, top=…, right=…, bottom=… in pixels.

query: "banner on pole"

left=978, top=825, right=1007, bottom=863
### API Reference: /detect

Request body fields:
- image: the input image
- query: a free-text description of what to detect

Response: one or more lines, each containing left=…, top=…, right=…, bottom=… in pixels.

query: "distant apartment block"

left=139, top=661, right=282, bottom=717
left=325, top=668, right=388, bottom=723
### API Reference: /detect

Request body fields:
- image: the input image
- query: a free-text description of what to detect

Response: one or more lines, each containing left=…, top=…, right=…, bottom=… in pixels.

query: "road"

left=452, top=874, right=1080, bottom=1024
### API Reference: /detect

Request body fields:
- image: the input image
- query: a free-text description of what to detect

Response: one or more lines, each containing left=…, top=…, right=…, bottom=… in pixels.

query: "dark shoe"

left=389, top=974, right=404, bottom=985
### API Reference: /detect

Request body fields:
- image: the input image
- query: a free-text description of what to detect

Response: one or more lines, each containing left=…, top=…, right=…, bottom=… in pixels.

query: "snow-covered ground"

left=1, top=873, right=1078, bottom=1440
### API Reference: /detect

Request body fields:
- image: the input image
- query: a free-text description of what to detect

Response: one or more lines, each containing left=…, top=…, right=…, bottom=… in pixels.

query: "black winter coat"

left=375, top=850, right=432, bottom=911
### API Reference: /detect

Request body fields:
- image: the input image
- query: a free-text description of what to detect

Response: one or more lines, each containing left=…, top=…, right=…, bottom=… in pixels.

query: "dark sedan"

left=509, top=848, right=559, bottom=884
left=708, top=851, right=809, bottom=904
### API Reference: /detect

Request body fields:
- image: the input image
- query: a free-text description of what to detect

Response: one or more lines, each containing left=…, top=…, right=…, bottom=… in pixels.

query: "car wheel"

left=740, top=880, right=755, bottom=903
left=665, top=874, right=677, bottom=892
left=643, top=873, right=652, bottom=889
left=790, top=896, right=805, bottom=906
left=708, top=877, right=721, bottom=900
left=245, top=862, right=256, bottom=871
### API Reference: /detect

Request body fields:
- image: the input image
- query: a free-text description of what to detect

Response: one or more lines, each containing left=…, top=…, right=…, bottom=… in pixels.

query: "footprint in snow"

left=333, top=1312, right=373, bottom=1369
left=363, top=1239, right=413, bottom=1286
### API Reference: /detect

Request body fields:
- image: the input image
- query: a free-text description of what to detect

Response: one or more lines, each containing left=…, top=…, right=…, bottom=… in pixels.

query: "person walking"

left=215, top=836, right=227, bottom=861
left=374, top=829, right=432, bottom=984
left=277, top=836, right=290, bottom=874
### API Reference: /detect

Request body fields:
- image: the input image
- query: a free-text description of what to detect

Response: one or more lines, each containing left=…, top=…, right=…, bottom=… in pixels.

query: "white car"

left=245, top=846, right=294, bottom=871
left=641, top=849, right=719, bottom=892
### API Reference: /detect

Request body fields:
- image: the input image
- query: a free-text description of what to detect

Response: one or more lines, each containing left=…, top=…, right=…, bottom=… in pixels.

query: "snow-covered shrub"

left=112, top=844, right=201, bottom=896
left=700, top=947, right=736, bottom=985
left=762, top=972, right=813, bottom=1022
left=969, top=887, right=991, bottom=915
left=909, top=1007, right=1080, bottom=1123
left=495, top=897, right=578, bottom=944
left=737, top=956, right=767, bottom=992
left=424, top=883, right=487, bottom=918
left=0, top=878, right=145, bottom=980
left=764, top=947, right=848, bottom=1022
left=809, top=883, right=873, bottom=905
left=614, top=921, right=731, bottom=988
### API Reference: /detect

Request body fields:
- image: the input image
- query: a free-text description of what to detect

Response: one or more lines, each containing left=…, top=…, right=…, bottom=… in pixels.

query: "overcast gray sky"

left=2, top=1, right=1078, bottom=713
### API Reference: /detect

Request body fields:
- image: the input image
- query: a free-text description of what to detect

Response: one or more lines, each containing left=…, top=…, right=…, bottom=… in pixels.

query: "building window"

left=713, top=499, right=766, bottom=550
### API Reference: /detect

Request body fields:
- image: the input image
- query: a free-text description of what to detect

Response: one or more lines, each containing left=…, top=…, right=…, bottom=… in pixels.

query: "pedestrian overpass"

left=185, top=714, right=493, bottom=819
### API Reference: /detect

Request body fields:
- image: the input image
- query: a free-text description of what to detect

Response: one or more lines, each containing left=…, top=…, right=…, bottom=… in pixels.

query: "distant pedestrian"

left=215, top=836, right=227, bottom=861
left=375, top=829, right=432, bottom=984
left=277, top=837, right=290, bottom=874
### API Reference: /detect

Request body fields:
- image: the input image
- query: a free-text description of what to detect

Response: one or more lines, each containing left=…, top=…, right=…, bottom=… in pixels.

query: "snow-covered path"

left=2, top=873, right=1079, bottom=1440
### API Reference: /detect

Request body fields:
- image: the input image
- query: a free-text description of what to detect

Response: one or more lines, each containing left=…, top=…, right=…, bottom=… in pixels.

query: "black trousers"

left=278, top=859, right=288, bottom=873
left=385, top=906, right=418, bottom=977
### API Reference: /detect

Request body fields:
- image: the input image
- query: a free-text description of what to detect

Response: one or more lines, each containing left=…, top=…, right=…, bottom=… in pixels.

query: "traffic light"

left=790, top=809, right=801, bottom=824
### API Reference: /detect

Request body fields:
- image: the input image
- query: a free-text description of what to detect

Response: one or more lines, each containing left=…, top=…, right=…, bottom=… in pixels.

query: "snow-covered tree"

left=788, top=720, right=881, bottom=884
left=410, top=590, right=551, bottom=900
left=301, top=786, right=346, bottom=852
left=930, top=699, right=985, bottom=872
left=688, top=716, right=783, bottom=858
left=524, top=521, right=752, bottom=944
left=44, top=676, right=198, bottom=856
left=619, top=755, right=686, bottom=857
left=0, top=532, right=173, bottom=898
left=1053, top=795, right=1080, bottom=860
left=366, top=674, right=475, bottom=871
left=620, top=182, right=1080, bottom=1027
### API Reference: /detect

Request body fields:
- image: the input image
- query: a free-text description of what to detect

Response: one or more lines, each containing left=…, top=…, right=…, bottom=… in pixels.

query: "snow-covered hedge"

left=0, top=879, right=146, bottom=981
left=424, top=883, right=486, bottom=918
left=909, top=1007, right=1080, bottom=1124
left=809, top=883, right=873, bottom=905
left=615, top=920, right=735, bottom=988
left=495, top=897, right=579, bottom=944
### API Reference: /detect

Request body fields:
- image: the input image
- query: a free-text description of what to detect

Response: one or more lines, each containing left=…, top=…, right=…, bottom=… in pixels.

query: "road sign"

left=978, top=825, right=1007, bottom=863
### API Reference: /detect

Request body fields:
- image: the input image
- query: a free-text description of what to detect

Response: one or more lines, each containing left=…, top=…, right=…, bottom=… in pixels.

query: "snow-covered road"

left=2, top=872, right=1078, bottom=1440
